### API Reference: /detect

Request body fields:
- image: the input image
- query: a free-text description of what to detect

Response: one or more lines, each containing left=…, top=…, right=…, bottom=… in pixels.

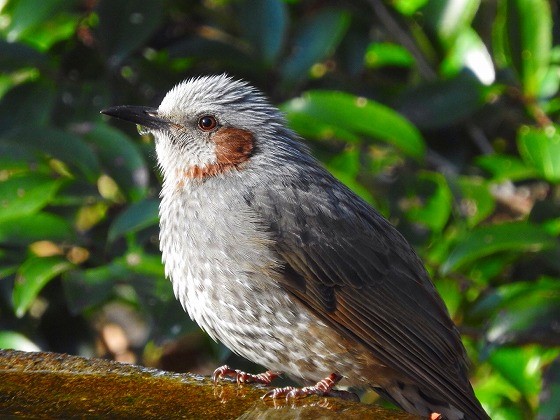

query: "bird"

left=101, top=74, right=488, bottom=419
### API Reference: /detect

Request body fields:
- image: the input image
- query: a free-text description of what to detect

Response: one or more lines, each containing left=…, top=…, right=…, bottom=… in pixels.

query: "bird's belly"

left=181, top=269, right=388, bottom=386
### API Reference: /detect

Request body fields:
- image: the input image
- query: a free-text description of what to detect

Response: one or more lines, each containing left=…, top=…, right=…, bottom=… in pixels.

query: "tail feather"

left=372, top=382, right=488, bottom=420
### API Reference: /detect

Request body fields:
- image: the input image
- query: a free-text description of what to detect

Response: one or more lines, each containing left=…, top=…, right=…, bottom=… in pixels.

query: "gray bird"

left=101, top=74, right=488, bottom=419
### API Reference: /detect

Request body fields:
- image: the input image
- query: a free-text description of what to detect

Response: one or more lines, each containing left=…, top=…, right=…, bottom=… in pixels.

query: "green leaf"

left=540, top=358, right=560, bottom=420
left=517, top=125, right=560, bottom=182
left=455, top=176, right=496, bottom=227
left=2, top=127, right=101, bottom=181
left=95, top=0, right=164, bottom=66
left=62, top=264, right=125, bottom=314
left=398, top=72, right=488, bottom=130
left=282, top=91, right=425, bottom=158
left=3, top=0, right=77, bottom=44
left=0, top=331, right=40, bottom=351
left=0, top=212, right=74, bottom=245
left=281, top=9, right=350, bottom=84
left=108, top=199, right=159, bottom=243
left=85, top=123, right=149, bottom=201
left=13, top=256, right=73, bottom=318
left=472, top=277, right=560, bottom=345
left=0, top=81, right=55, bottom=134
left=489, top=346, right=558, bottom=400
left=441, top=222, right=556, bottom=273
left=421, top=0, right=480, bottom=45
left=499, top=0, right=552, bottom=97
left=364, top=42, right=414, bottom=69
left=0, top=40, right=47, bottom=71
left=406, top=172, right=452, bottom=233
left=476, top=154, right=537, bottom=181
left=0, top=174, right=63, bottom=222
left=237, top=0, right=287, bottom=65
left=441, top=28, right=495, bottom=85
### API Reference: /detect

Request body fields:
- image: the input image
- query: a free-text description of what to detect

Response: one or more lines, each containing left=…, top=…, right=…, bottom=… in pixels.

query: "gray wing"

left=246, top=167, right=485, bottom=419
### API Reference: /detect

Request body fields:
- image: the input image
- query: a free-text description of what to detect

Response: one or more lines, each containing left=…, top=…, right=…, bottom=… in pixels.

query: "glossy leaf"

left=282, top=91, right=425, bottom=158
left=422, top=0, right=480, bottom=45
left=85, top=123, right=149, bottom=201
left=3, top=0, right=76, bottom=44
left=489, top=346, right=558, bottom=400
left=499, top=0, right=552, bottom=96
left=472, top=278, right=560, bottom=345
left=281, top=9, right=350, bottom=83
left=441, top=28, right=495, bottom=85
left=517, top=125, right=560, bottom=182
left=13, top=256, right=73, bottom=317
left=0, top=212, right=74, bottom=245
left=0, top=331, right=40, bottom=352
left=441, top=222, right=556, bottom=273
left=108, top=199, right=159, bottom=242
left=237, top=0, right=287, bottom=65
left=0, top=174, right=63, bottom=222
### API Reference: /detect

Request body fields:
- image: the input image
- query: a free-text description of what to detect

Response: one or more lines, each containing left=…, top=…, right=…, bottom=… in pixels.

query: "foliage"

left=0, top=0, right=559, bottom=418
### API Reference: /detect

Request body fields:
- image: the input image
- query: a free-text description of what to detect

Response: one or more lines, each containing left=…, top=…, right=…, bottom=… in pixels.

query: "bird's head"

left=101, top=74, right=294, bottom=183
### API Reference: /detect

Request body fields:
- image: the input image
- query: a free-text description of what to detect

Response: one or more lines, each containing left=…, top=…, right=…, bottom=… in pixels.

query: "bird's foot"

left=262, top=373, right=359, bottom=402
left=212, top=364, right=280, bottom=385
left=430, top=413, right=442, bottom=420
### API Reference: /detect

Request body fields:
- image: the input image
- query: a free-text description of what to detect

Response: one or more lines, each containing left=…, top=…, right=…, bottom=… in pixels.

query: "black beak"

left=100, top=105, right=169, bottom=130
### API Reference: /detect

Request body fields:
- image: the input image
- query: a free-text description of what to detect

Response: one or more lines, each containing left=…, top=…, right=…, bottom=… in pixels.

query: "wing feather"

left=247, top=168, right=485, bottom=418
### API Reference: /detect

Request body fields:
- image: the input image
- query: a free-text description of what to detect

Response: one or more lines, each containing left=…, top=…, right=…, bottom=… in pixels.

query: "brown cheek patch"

left=182, top=127, right=254, bottom=181
left=213, top=127, right=254, bottom=166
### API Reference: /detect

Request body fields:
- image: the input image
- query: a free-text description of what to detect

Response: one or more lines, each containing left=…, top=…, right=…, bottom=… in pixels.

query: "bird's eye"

left=198, top=115, right=217, bottom=131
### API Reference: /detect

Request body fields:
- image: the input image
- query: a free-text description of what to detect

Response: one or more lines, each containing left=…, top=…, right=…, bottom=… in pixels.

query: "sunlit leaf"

left=422, top=0, right=480, bottom=45
left=0, top=174, right=63, bottom=222
left=497, top=0, right=552, bottom=97
left=472, top=277, right=560, bottom=345
left=0, top=331, right=40, bottom=352
left=517, top=125, right=560, bottom=182
left=489, top=346, right=559, bottom=400
left=364, top=42, right=414, bottom=68
left=0, top=212, right=74, bottom=245
left=283, top=91, right=425, bottom=158
left=441, top=222, right=556, bottom=273
left=13, top=256, right=73, bottom=317
left=476, top=154, right=537, bottom=181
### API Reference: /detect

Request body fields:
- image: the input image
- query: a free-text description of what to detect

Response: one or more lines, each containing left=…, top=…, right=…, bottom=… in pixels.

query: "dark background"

left=0, top=0, right=559, bottom=418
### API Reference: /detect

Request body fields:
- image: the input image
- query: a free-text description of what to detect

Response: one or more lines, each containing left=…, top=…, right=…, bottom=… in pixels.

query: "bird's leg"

left=212, top=364, right=280, bottom=385
left=262, top=373, right=359, bottom=402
